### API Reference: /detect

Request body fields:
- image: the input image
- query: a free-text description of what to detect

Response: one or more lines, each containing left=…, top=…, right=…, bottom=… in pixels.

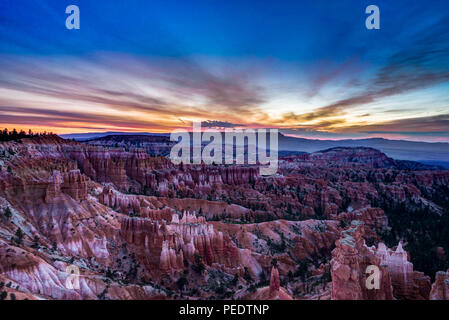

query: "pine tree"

left=176, top=276, right=188, bottom=290
left=15, top=228, right=24, bottom=245
left=4, top=206, right=12, bottom=219
left=243, top=267, right=253, bottom=282
left=31, top=235, right=39, bottom=249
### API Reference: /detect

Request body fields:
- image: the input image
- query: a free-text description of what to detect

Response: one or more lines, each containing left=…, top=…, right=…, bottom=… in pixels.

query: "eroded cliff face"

left=376, top=242, right=431, bottom=300
left=331, top=221, right=432, bottom=300
left=118, top=211, right=254, bottom=278
left=430, top=270, right=449, bottom=300
left=0, top=136, right=448, bottom=300
left=331, top=221, right=394, bottom=300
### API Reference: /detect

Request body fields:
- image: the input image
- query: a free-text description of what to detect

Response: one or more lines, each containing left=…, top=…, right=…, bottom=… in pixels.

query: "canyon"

left=0, top=135, right=448, bottom=300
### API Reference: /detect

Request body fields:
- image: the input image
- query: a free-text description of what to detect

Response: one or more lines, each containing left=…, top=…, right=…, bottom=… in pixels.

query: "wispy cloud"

left=314, top=15, right=449, bottom=114
left=0, top=55, right=268, bottom=131
left=201, top=120, right=246, bottom=128
left=0, top=1, right=448, bottom=141
left=348, top=114, right=449, bottom=134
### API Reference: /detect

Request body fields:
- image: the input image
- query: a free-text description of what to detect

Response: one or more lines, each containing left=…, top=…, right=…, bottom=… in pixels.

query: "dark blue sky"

left=1, top=0, right=444, bottom=60
left=0, top=0, right=448, bottom=140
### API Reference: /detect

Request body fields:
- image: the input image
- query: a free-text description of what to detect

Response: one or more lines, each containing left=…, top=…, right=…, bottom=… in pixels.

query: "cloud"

left=314, top=15, right=449, bottom=113
left=276, top=13, right=449, bottom=136
left=279, top=113, right=347, bottom=129
left=280, top=110, right=349, bottom=128
left=277, top=113, right=449, bottom=142
left=0, top=55, right=268, bottom=129
left=0, top=105, right=169, bottom=130
left=305, top=57, right=363, bottom=98
left=0, top=5, right=448, bottom=140
left=201, top=120, right=246, bottom=128
left=346, top=114, right=449, bottom=134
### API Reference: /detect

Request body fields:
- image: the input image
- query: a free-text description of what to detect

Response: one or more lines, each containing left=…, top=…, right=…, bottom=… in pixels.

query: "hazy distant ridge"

left=60, top=132, right=449, bottom=168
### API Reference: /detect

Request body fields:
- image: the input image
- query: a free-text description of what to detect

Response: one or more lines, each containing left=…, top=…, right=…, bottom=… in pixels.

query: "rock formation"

left=430, top=270, right=449, bottom=300
left=375, top=242, right=431, bottom=300
left=331, top=221, right=394, bottom=300
left=0, top=135, right=448, bottom=300
left=243, top=266, right=293, bottom=300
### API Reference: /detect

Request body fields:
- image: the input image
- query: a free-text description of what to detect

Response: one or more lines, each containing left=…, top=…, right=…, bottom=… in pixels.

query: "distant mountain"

left=86, top=134, right=171, bottom=143
left=308, top=146, right=444, bottom=170
left=86, top=134, right=174, bottom=156
left=59, top=131, right=449, bottom=168
left=279, top=134, right=449, bottom=167
left=60, top=131, right=169, bottom=141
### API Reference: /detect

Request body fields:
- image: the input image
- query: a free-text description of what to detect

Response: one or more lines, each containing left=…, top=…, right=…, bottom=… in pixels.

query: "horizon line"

left=55, top=130, right=449, bottom=144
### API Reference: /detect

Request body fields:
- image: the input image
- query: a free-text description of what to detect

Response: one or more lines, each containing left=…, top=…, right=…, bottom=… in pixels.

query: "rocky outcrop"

left=310, top=147, right=397, bottom=168
left=269, top=266, right=280, bottom=293
left=61, top=170, right=88, bottom=201
left=331, top=222, right=431, bottom=300
left=337, top=208, right=388, bottom=232
left=430, top=270, right=449, bottom=300
left=331, top=221, right=394, bottom=300
left=45, top=170, right=64, bottom=203
left=243, top=266, right=293, bottom=300
left=212, top=219, right=340, bottom=275
left=375, top=242, right=431, bottom=300
left=45, top=169, right=87, bottom=203
left=120, top=210, right=261, bottom=278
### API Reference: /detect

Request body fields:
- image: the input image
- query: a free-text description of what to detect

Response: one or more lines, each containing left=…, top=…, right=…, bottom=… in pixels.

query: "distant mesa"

left=60, top=131, right=449, bottom=168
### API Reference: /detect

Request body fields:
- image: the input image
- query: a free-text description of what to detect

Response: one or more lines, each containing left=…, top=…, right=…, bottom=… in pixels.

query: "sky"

left=0, top=0, right=448, bottom=141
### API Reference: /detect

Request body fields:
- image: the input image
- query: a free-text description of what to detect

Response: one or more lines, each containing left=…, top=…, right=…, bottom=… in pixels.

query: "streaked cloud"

left=0, top=0, right=448, bottom=141
left=201, top=120, right=246, bottom=128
